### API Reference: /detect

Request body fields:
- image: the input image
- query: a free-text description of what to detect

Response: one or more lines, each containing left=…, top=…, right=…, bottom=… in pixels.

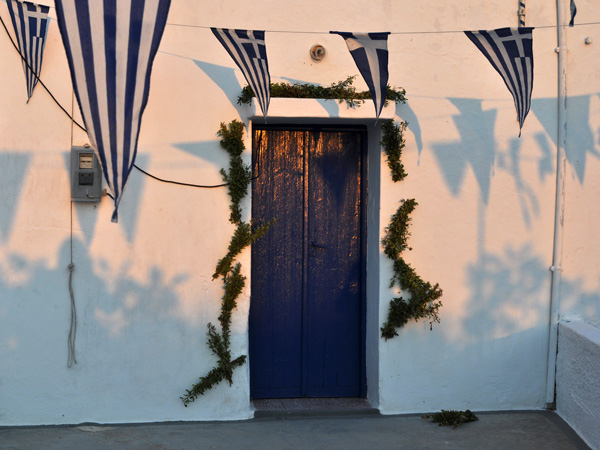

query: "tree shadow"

left=499, top=137, right=540, bottom=229
left=461, top=243, right=600, bottom=341
left=0, top=235, right=204, bottom=401
left=462, top=244, right=550, bottom=341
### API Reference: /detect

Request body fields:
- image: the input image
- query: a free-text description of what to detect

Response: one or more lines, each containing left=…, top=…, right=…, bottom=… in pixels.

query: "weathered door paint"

left=250, top=126, right=366, bottom=399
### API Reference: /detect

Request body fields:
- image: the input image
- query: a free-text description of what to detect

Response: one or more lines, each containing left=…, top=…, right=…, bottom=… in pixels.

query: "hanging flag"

left=211, top=28, right=270, bottom=118
left=465, top=27, right=534, bottom=136
left=5, top=0, right=50, bottom=102
left=54, top=0, right=171, bottom=222
left=569, top=0, right=577, bottom=27
left=330, top=31, right=390, bottom=119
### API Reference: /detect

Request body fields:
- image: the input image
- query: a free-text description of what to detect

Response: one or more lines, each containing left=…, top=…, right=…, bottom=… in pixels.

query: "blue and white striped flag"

left=212, top=28, right=270, bottom=118
left=5, top=0, right=50, bottom=102
left=569, top=0, right=577, bottom=27
left=330, top=31, right=390, bottom=119
left=465, top=27, right=534, bottom=136
left=54, top=0, right=171, bottom=222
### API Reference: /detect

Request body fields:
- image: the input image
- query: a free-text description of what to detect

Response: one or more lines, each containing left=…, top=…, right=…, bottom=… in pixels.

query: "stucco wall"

left=0, top=0, right=599, bottom=425
left=556, top=321, right=600, bottom=450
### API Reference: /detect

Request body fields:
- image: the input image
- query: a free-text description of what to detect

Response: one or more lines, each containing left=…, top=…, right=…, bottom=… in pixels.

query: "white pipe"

left=546, top=0, right=568, bottom=408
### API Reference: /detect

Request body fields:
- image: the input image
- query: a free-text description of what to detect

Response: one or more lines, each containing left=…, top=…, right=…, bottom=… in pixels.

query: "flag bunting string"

left=1, top=1, right=597, bottom=34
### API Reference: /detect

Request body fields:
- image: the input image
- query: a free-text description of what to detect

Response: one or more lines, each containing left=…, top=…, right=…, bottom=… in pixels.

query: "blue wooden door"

left=250, top=126, right=366, bottom=399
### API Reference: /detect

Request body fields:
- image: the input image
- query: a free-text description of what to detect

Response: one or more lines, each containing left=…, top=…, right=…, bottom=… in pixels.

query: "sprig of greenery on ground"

left=423, top=410, right=479, bottom=428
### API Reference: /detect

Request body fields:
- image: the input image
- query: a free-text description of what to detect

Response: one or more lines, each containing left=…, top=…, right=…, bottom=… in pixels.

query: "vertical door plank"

left=305, top=130, right=363, bottom=397
left=250, top=129, right=305, bottom=398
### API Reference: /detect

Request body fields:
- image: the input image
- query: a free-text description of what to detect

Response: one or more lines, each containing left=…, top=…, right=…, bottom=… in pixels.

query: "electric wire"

left=4, top=0, right=599, bottom=34
left=163, top=21, right=600, bottom=34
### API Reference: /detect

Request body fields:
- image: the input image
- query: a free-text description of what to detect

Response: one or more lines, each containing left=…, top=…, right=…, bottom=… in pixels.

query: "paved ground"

left=0, top=410, right=591, bottom=450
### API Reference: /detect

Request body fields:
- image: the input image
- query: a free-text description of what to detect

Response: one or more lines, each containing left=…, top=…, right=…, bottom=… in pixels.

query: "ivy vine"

left=380, top=119, right=443, bottom=340
left=181, top=120, right=272, bottom=406
left=238, top=76, right=406, bottom=108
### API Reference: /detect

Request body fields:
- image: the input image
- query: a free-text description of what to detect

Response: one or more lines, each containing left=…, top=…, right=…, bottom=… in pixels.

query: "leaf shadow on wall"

left=457, top=242, right=600, bottom=346
left=496, top=137, right=541, bottom=229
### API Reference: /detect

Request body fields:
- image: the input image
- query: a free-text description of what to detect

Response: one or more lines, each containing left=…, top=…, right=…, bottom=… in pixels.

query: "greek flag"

left=330, top=31, right=390, bottom=119
left=5, top=0, right=50, bottom=102
left=212, top=28, right=270, bottom=118
left=465, top=27, right=534, bottom=136
left=54, top=0, right=171, bottom=222
left=569, top=0, right=577, bottom=27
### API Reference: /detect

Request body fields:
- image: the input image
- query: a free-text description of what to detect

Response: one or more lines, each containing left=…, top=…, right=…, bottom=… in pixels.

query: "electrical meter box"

left=70, top=146, right=103, bottom=202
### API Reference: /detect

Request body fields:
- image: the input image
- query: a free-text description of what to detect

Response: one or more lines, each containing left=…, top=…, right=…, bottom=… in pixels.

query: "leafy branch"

left=380, top=120, right=443, bottom=340
left=181, top=120, right=273, bottom=406
left=238, top=76, right=406, bottom=108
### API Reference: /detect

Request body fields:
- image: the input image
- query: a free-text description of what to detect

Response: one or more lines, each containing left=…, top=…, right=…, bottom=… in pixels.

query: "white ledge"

left=244, top=98, right=396, bottom=123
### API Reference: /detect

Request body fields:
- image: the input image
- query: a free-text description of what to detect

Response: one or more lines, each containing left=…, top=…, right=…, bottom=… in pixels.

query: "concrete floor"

left=0, top=410, right=591, bottom=450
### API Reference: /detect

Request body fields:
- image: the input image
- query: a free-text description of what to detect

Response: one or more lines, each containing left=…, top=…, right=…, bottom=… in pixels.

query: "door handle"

left=310, top=241, right=327, bottom=249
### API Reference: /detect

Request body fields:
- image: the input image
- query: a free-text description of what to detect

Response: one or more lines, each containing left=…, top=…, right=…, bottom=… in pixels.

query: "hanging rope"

left=67, top=261, right=77, bottom=367
left=67, top=198, right=77, bottom=368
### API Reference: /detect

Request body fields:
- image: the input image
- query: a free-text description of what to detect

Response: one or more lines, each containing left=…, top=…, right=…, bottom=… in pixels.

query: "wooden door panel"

left=250, top=129, right=305, bottom=398
left=305, top=131, right=362, bottom=396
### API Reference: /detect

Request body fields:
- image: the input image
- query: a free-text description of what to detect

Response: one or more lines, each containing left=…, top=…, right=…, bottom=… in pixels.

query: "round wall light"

left=310, top=44, right=326, bottom=62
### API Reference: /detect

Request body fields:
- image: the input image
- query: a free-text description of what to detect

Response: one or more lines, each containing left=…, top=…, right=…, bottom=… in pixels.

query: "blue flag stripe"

left=55, top=0, right=171, bottom=221
left=569, top=0, right=577, bottom=27
left=217, top=29, right=268, bottom=113
left=465, top=27, right=534, bottom=135
left=212, top=28, right=271, bottom=117
left=5, top=0, right=50, bottom=101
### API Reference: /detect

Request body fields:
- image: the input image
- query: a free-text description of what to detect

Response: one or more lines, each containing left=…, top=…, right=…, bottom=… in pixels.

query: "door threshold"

left=252, top=398, right=379, bottom=418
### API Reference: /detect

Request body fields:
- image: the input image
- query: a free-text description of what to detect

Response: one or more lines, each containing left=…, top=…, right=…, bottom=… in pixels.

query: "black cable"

left=133, top=164, right=229, bottom=188
left=1, top=12, right=256, bottom=189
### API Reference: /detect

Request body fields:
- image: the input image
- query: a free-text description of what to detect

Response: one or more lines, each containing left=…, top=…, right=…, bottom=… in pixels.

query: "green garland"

left=380, top=120, right=443, bottom=340
left=181, top=120, right=272, bottom=406
left=381, top=120, right=408, bottom=182
left=238, top=76, right=406, bottom=108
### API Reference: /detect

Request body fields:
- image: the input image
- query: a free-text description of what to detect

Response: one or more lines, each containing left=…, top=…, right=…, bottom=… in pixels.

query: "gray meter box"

left=70, top=146, right=103, bottom=202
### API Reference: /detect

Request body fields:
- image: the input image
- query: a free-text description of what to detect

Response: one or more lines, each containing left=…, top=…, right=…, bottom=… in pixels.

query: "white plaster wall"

left=559, top=0, right=600, bottom=328
left=556, top=321, right=600, bottom=450
left=0, top=0, right=598, bottom=425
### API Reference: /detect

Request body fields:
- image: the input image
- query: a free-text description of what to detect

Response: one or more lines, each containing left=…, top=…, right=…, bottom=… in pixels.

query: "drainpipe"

left=545, top=0, right=568, bottom=409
